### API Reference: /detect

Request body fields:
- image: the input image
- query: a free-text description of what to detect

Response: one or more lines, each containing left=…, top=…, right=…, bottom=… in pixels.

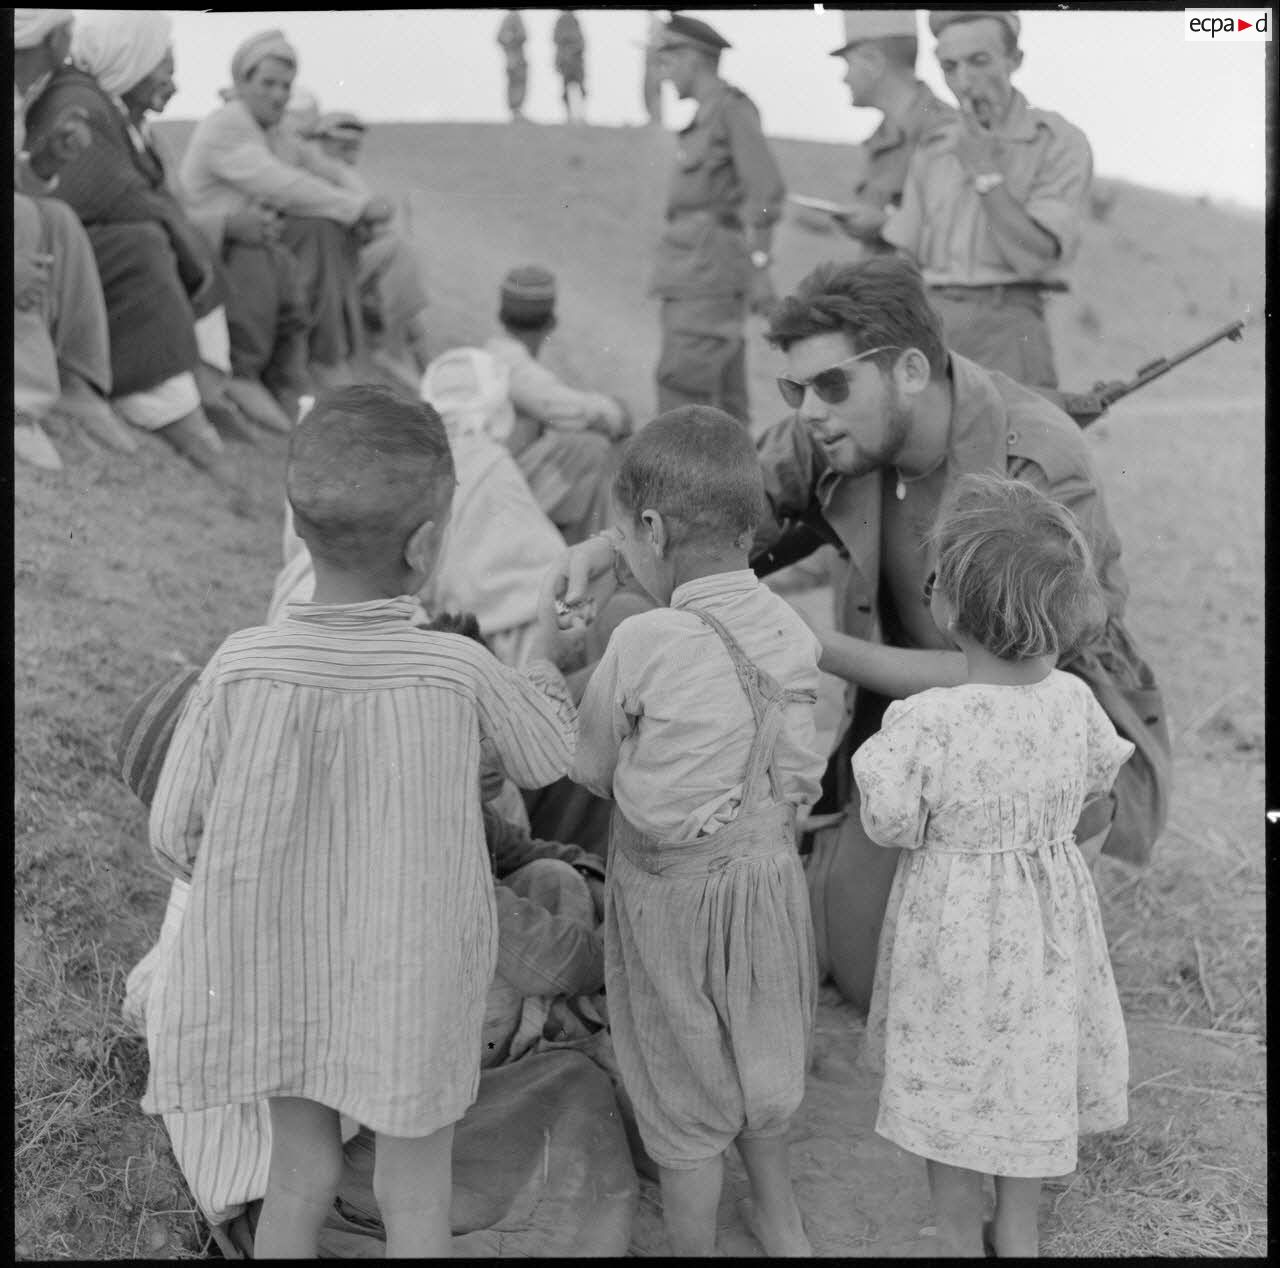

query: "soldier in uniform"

left=880, top=10, right=1093, bottom=388
left=650, top=13, right=784, bottom=427
left=497, top=9, right=528, bottom=123
left=825, top=9, right=955, bottom=246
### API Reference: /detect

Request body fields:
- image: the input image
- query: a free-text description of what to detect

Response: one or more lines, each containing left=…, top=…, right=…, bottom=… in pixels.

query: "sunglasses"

left=776, top=345, right=900, bottom=409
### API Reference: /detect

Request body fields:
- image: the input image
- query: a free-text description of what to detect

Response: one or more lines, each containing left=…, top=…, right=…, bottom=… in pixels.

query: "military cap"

left=500, top=264, right=557, bottom=323
left=829, top=10, right=918, bottom=57
left=116, top=665, right=202, bottom=808
left=928, top=10, right=1021, bottom=41
left=660, top=13, right=731, bottom=54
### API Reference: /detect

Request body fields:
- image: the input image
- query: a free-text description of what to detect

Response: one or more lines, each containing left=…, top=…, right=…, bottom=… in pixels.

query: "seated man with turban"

left=485, top=265, right=631, bottom=544
left=13, top=7, right=137, bottom=469
left=178, top=28, right=394, bottom=401
left=25, top=9, right=244, bottom=485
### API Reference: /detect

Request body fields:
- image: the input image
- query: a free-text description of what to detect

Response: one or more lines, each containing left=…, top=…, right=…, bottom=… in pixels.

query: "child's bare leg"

left=925, top=1158, right=986, bottom=1257
left=373, top=1123, right=455, bottom=1258
left=256, top=1096, right=343, bottom=1258
left=659, top=1155, right=723, bottom=1256
left=991, top=1175, right=1042, bottom=1257
left=736, top=1130, right=811, bottom=1256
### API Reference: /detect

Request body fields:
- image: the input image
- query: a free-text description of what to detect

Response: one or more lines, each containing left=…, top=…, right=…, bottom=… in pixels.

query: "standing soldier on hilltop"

left=641, top=12, right=664, bottom=127
left=553, top=10, right=586, bottom=125
left=650, top=13, right=784, bottom=427
left=497, top=9, right=528, bottom=123
left=879, top=10, right=1093, bottom=388
left=825, top=10, right=955, bottom=250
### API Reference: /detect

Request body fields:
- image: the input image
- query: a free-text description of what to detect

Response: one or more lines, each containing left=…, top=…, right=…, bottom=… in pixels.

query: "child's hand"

left=546, top=532, right=622, bottom=631
left=532, top=559, right=591, bottom=671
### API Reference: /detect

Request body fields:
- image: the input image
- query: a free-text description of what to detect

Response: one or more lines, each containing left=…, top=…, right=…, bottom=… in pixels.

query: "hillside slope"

left=15, top=119, right=1265, bottom=1259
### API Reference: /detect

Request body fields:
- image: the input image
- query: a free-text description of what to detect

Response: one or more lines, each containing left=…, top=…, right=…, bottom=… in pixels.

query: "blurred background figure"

left=497, top=9, right=528, bottom=122
left=641, top=12, right=664, bottom=127
left=553, top=10, right=587, bottom=125
left=13, top=6, right=133, bottom=470
left=306, top=108, right=433, bottom=388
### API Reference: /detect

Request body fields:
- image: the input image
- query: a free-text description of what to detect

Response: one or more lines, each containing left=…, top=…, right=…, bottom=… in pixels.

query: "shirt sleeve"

left=202, top=107, right=368, bottom=224
left=471, top=649, right=579, bottom=789
left=483, top=802, right=605, bottom=878
left=148, top=669, right=224, bottom=880
left=505, top=348, right=621, bottom=433
left=1021, top=120, right=1092, bottom=266
left=880, top=150, right=926, bottom=254
left=568, top=638, right=630, bottom=800
left=1081, top=688, right=1135, bottom=798
left=723, top=95, right=785, bottom=228
left=851, top=697, right=936, bottom=849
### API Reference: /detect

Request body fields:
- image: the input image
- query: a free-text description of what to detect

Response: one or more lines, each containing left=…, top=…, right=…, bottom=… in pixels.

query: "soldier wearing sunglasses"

left=752, top=254, right=1169, bottom=1011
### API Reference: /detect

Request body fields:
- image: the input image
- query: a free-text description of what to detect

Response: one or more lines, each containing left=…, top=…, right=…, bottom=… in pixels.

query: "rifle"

left=1045, top=318, right=1247, bottom=428
left=750, top=318, right=1249, bottom=578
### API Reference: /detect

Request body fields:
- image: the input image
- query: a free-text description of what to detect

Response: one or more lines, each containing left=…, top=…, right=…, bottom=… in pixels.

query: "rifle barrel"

left=1096, top=319, right=1246, bottom=405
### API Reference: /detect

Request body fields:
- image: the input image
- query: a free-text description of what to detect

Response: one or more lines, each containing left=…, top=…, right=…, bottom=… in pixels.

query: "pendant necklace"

left=893, top=456, right=946, bottom=501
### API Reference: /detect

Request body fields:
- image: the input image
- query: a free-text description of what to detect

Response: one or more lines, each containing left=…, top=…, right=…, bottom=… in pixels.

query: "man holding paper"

left=823, top=10, right=953, bottom=244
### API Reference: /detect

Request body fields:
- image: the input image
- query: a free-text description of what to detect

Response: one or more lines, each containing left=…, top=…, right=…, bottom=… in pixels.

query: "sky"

left=147, top=8, right=1270, bottom=211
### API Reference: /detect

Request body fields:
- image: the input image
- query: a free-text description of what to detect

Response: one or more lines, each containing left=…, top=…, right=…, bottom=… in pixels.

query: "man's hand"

left=14, top=250, right=53, bottom=311
left=748, top=266, right=778, bottom=318
left=950, top=104, right=1004, bottom=178
left=225, top=203, right=280, bottom=246
left=27, top=105, right=91, bottom=180
left=831, top=199, right=888, bottom=242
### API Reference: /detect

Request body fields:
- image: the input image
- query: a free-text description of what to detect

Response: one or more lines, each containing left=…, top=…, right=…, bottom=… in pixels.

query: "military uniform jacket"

left=650, top=79, right=785, bottom=300
left=851, top=80, right=955, bottom=212
left=756, top=352, right=1169, bottom=862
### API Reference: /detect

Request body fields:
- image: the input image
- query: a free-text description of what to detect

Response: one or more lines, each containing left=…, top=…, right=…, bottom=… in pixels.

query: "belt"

left=666, top=208, right=744, bottom=232
left=928, top=281, right=1067, bottom=302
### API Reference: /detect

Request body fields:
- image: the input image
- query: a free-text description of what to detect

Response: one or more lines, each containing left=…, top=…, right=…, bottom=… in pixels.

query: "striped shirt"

left=142, top=596, right=577, bottom=1136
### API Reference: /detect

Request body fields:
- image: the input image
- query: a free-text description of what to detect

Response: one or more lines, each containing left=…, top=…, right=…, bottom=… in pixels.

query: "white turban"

left=13, top=9, right=73, bottom=50
left=421, top=349, right=515, bottom=444
left=70, top=10, right=173, bottom=98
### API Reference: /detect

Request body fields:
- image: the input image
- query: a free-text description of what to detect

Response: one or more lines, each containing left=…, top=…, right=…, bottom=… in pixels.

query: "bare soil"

left=14, top=119, right=1265, bottom=1258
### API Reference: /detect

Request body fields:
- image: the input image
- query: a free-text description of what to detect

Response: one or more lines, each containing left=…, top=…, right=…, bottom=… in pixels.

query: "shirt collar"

left=944, top=352, right=1009, bottom=477
left=284, top=595, right=422, bottom=625
left=991, top=88, right=1040, bottom=142
left=865, top=80, right=940, bottom=154
left=671, top=569, right=758, bottom=609
left=685, top=77, right=729, bottom=132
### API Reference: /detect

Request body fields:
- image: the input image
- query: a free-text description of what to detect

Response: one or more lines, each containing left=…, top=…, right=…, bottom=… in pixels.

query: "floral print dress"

left=852, top=670, right=1133, bottom=1177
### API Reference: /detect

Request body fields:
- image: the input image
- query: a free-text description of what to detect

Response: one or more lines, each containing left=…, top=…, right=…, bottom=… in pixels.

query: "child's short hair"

left=286, top=385, right=455, bottom=572
left=613, top=406, right=764, bottom=552
left=931, top=473, right=1106, bottom=662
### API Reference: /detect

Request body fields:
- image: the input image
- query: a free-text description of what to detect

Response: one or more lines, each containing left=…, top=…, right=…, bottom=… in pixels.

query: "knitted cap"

left=116, top=666, right=202, bottom=808
left=929, top=11, right=1021, bottom=41
left=830, top=10, right=918, bottom=56
left=499, top=264, right=557, bottom=324
left=312, top=110, right=367, bottom=140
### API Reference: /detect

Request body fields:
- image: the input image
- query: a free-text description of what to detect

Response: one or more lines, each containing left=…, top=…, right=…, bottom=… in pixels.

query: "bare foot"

left=739, top=1196, right=812, bottom=1257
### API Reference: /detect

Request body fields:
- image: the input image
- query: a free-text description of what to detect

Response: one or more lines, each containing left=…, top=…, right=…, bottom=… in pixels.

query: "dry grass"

left=1042, top=1126, right=1268, bottom=1257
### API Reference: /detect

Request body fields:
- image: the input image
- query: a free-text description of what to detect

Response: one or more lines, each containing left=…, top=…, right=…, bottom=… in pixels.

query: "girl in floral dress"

left=851, top=473, right=1133, bottom=1257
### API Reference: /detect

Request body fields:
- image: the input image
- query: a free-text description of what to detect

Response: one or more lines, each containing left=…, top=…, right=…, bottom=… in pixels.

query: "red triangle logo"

left=1238, top=18, right=1252, bottom=30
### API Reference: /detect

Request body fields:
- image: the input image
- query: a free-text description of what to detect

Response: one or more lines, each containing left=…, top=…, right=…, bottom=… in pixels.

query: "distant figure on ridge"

left=497, top=10, right=528, bottom=122
left=876, top=10, right=1093, bottom=388
left=650, top=14, right=785, bottom=428
left=825, top=10, right=954, bottom=250
left=641, top=12, right=664, bottom=126
left=553, top=10, right=587, bottom=125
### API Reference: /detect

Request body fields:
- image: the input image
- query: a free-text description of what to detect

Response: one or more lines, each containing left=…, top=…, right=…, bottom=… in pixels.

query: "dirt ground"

left=14, top=120, right=1266, bottom=1258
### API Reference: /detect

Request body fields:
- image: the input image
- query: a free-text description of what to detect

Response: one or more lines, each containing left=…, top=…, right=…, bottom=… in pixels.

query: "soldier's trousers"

left=927, top=284, right=1058, bottom=389
left=655, top=294, right=750, bottom=427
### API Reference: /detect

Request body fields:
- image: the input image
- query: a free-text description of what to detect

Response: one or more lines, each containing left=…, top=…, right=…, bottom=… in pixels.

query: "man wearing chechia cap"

left=487, top=265, right=630, bottom=544
left=650, top=13, right=784, bottom=427
left=825, top=10, right=954, bottom=246
left=878, top=11, right=1092, bottom=388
